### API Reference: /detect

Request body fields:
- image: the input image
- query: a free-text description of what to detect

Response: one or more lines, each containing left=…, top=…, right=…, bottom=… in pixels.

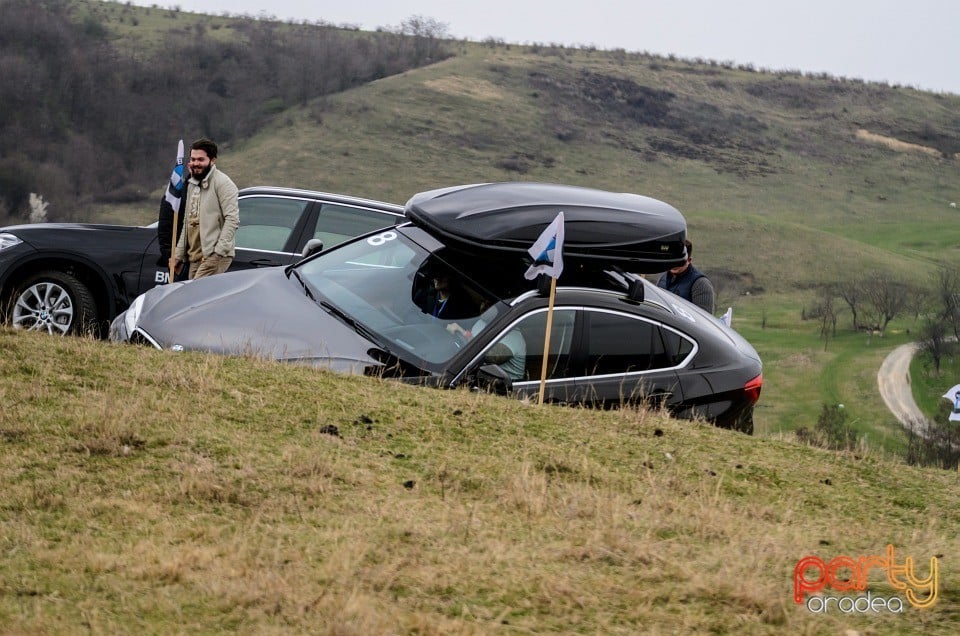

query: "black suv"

left=0, top=187, right=403, bottom=335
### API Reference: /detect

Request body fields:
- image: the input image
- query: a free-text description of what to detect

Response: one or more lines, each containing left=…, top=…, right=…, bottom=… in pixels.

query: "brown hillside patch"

left=856, top=129, right=941, bottom=157
left=423, top=76, right=505, bottom=101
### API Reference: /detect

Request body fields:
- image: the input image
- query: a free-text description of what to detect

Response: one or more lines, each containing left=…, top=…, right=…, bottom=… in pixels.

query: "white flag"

left=719, top=307, right=733, bottom=327
left=942, top=384, right=960, bottom=422
left=524, top=211, right=565, bottom=280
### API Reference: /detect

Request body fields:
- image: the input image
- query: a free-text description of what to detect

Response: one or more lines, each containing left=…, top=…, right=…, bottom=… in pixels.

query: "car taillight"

left=744, top=374, right=762, bottom=404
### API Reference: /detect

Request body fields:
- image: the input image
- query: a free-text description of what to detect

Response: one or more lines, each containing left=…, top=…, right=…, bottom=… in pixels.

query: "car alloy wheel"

left=11, top=271, right=97, bottom=336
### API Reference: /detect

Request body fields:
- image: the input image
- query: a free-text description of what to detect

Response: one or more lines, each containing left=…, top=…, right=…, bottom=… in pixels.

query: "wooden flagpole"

left=537, top=276, right=557, bottom=405
left=167, top=139, right=185, bottom=284
left=169, top=211, right=179, bottom=284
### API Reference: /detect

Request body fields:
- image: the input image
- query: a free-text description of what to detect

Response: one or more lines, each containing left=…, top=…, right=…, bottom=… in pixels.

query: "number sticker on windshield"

left=367, top=231, right=397, bottom=246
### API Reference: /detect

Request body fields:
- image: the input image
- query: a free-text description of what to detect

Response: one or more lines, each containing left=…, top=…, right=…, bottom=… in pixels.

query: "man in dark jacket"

left=657, top=238, right=715, bottom=313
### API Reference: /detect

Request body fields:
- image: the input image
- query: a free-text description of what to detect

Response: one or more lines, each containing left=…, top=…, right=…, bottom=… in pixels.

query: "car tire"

left=730, top=410, right=755, bottom=435
left=10, top=271, right=98, bottom=336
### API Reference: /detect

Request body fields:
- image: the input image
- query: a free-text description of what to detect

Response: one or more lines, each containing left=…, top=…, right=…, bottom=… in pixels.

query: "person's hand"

left=446, top=322, right=466, bottom=337
left=169, top=257, right=183, bottom=276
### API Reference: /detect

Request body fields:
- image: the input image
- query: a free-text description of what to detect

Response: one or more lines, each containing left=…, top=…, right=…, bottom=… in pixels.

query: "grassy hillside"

left=220, top=44, right=960, bottom=286
left=0, top=328, right=957, bottom=633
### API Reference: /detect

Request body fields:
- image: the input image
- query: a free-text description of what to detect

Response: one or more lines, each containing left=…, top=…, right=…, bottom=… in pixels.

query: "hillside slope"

left=0, top=328, right=957, bottom=633
left=219, top=44, right=960, bottom=292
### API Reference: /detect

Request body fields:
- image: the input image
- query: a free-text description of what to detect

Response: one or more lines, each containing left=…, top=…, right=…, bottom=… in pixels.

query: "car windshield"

left=295, top=228, right=505, bottom=369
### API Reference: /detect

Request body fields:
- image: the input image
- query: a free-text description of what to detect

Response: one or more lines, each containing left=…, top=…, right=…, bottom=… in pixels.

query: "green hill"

left=0, top=328, right=956, bottom=633
left=221, top=45, right=959, bottom=289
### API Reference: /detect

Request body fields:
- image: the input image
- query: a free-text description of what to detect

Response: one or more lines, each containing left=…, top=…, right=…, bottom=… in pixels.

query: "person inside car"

left=447, top=301, right=526, bottom=381
left=417, top=269, right=475, bottom=320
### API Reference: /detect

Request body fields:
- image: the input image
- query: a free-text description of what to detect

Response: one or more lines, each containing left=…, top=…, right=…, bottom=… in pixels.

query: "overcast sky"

left=128, top=0, right=960, bottom=95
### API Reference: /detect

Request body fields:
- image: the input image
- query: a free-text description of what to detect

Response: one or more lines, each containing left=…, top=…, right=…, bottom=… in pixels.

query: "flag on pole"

left=941, top=384, right=960, bottom=422
left=164, top=139, right=186, bottom=210
left=524, top=211, right=565, bottom=280
left=157, top=139, right=186, bottom=274
left=719, top=307, right=733, bottom=327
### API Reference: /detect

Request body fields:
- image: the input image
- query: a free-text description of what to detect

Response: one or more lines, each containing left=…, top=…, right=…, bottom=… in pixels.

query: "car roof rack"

left=604, top=267, right=645, bottom=302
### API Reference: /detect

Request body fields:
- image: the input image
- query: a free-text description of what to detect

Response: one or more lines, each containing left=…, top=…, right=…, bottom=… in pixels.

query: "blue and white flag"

left=719, top=307, right=733, bottom=327
left=524, top=211, right=565, bottom=280
left=942, top=384, right=960, bottom=422
left=164, top=139, right=186, bottom=210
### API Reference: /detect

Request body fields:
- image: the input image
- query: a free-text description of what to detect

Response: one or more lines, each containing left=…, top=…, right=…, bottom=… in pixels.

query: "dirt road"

left=877, top=342, right=929, bottom=436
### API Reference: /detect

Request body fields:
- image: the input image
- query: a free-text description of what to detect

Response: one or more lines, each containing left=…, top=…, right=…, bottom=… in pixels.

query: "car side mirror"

left=301, top=238, right=324, bottom=259
left=475, top=363, right=513, bottom=395
left=483, top=342, right=514, bottom=366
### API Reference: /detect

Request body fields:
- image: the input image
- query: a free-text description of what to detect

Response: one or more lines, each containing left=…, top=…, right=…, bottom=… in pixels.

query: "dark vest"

left=657, top=264, right=705, bottom=301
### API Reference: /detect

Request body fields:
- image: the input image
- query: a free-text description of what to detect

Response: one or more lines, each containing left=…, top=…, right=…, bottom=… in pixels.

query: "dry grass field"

left=1, top=329, right=958, bottom=633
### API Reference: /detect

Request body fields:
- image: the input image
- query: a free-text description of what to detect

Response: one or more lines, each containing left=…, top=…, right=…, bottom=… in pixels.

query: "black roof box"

left=404, top=182, right=687, bottom=272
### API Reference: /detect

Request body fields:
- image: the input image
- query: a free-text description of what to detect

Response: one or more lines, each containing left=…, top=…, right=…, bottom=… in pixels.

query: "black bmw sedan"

left=111, top=182, right=762, bottom=432
left=0, top=187, right=403, bottom=335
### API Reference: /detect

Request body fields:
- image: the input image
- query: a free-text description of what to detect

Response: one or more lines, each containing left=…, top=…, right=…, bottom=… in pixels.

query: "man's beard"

left=193, top=164, right=212, bottom=181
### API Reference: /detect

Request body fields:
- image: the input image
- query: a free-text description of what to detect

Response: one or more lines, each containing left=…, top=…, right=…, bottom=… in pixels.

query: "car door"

left=573, top=308, right=688, bottom=409
left=231, top=193, right=316, bottom=270
left=475, top=307, right=580, bottom=404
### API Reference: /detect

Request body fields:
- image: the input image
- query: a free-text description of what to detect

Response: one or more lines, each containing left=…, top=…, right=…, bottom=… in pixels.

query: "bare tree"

left=836, top=277, right=864, bottom=331
left=398, top=15, right=449, bottom=65
left=934, top=265, right=960, bottom=340
left=0, top=2, right=452, bottom=219
left=862, top=272, right=911, bottom=335
left=919, top=317, right=949, bottom=375
left=809, top=284, right=840, bottom=350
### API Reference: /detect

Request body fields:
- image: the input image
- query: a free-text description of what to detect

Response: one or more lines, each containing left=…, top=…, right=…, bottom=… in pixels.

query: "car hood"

left=1, top=222, right=156, bottom=250
left=133, top=267, right=382, bottom=372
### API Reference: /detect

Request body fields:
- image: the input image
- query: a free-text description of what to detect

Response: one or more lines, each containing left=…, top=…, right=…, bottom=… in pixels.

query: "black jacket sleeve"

left=156, top=194, right=186, bottom=266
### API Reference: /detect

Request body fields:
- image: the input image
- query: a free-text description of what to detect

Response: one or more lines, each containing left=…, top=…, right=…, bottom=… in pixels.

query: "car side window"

left=661, top=327, right=695, bottom=366
left=314, top=204, right=398, bottom=250
left=491, top=309, right=576, bottom=382
left=236, top=196, right=309, bottom=252
left=584, top=311, right=682, bottom=376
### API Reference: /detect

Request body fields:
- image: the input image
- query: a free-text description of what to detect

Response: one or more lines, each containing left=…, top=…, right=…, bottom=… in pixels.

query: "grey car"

left=111, top=183, right=762, bottom=432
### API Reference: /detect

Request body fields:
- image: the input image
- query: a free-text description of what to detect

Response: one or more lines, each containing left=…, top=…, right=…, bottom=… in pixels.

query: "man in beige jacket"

left=171, top=138, right=240, bottom=280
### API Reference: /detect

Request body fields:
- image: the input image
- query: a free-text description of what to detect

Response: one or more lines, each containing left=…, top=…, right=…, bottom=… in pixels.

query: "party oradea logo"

left=794, top=545, right=938, bottom=614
